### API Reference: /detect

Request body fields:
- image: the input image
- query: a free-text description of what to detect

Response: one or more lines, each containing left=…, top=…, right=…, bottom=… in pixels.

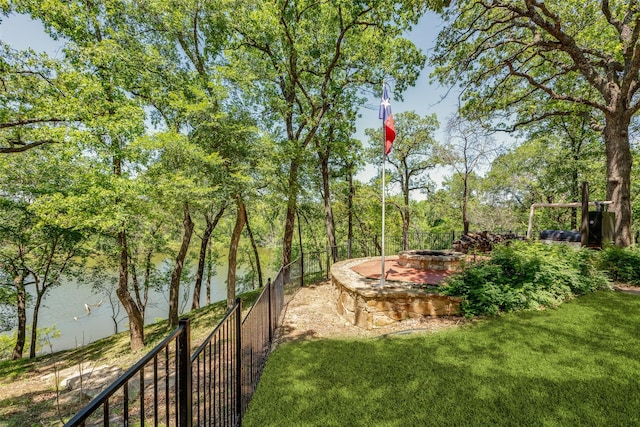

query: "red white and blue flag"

left=379, top=83, right=396, bottom=155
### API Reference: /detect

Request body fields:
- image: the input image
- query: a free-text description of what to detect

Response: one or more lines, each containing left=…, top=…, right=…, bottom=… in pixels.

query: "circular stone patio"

left=330, top=256, right=462, bottom=330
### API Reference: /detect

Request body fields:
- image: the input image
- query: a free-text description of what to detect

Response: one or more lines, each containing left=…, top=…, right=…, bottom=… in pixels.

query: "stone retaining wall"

left=397, top=250, right=463, bottom=271
left=331, top=258, right=461, bottom=330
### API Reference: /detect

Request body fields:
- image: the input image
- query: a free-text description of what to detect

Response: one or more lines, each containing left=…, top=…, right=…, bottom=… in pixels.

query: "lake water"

left=6, top=254, right=275, bottom=355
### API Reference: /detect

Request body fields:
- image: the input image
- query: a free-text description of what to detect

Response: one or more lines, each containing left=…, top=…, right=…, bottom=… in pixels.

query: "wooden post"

left=581, top=181, right=589, bottom=247
left=527, top=204, right=536, bottom=239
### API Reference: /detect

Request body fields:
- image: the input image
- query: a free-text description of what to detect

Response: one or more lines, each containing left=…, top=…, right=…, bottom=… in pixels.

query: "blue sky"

left=355, top=12, right=458, bottom=143
left=355, top=11, right=460, bottom=184
left=1, top=13, right=66, bottom=54
left=1, top=11, right=461, bottom=186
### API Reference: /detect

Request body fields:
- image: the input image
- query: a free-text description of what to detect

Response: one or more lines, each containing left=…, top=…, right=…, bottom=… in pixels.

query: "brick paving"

left=349, top=256, right=455, bottom=285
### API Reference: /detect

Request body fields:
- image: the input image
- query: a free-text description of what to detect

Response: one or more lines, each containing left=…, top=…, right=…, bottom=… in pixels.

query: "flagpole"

left=381, top=115, right=386, bottom=287
left=380, top=82, right=387, bottom=287
left=378, top=81, right=395, bottom=287
left=380, top=123, right=387, bottom=286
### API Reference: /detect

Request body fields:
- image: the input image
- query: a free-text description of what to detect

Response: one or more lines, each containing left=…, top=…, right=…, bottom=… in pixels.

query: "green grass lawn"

left=244, top=290, right=640, bottom=426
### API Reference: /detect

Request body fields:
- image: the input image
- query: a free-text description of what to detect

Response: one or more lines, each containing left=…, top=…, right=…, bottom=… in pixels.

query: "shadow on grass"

left=244, top=290, right=640, bottom=426
left=0, top=388, right=69, bottom=426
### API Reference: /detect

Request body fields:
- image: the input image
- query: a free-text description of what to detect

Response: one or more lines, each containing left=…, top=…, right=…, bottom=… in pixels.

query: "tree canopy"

left=432, top=0, right=640, bottom=246
left=3, top=0, right=640, bottom=358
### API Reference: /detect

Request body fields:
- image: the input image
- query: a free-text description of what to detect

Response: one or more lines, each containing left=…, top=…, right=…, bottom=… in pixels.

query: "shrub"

left=596, top=245, right=640, bottom=285
left=441, top=241, right=609, bottom=317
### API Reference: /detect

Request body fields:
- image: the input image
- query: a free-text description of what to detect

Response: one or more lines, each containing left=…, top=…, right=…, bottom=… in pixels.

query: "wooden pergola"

left=526, top=182, right=613, bottom=246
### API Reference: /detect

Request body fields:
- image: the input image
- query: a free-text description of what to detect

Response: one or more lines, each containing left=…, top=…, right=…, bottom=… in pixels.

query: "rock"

left=60, top=365, right=123, bottom=392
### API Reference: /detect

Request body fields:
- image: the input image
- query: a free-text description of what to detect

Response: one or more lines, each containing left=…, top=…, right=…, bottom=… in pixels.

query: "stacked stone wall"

left=331, top=258, right=461, bottom=330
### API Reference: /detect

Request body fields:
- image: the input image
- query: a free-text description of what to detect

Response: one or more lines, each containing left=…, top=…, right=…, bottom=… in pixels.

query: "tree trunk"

left=319, top=149, right=337, bottom=262
left=191, top=225, right=209, bottom=310
left=29, top=287, right=44, bottom=359
left=141, top=250, right=153, bottom=319
left=402, top=208, right=410, bottom=250
left=12, top=273, right=26, bottom=360
left=116, top=230, right=145, bottom=352
left=130, top=257, right=148, bottom=321
left=570, top=164, right=579, bottom=230
left=107, top=287, right=120, bottom=334
left=112, top=149, right=144, bottom=350
left=206, top=238, right=212, bottom=305
left=282, top=159, right=300, bottom=282
left=603, top=113, right=632, bottom=247
left=168, top=204, right=194, bottom=328
left=297, top=209, right=304, bottom=282
left=347, top=167, right=354, bottom=258
left=130, top=261, right=140, bottom=310
left=192, top=207, right=225, bottom=310
left=402, top=183, right=410, bottom=251
left=227, top=197, right=247, bottom=309
left=462, top=174, right=469, bottom=235
left=245, top=209, right=263, bottom=288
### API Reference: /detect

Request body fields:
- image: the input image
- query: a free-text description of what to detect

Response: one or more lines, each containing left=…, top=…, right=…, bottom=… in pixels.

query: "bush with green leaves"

left=596, top=245, right=640, bottom=285
left=441, top=242, right=609, bottom=317
left=0, top=326, right=61, bottom=361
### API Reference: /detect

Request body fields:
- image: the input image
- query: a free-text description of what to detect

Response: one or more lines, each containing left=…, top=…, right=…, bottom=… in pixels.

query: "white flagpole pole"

left=380, top=84, right=386, bottom=287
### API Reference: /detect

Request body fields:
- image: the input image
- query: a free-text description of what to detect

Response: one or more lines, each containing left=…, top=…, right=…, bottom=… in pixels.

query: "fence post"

left=268, top=280, right=273, bottom=343
left=236, top=298, right=243, bottom=425
left=326, top=247, right=330, bottom=279
left=178, top=318, right=192, bottom=427
left=581, top=181, right=589, bottom=247
left=300, top=251, right=305, bottom=287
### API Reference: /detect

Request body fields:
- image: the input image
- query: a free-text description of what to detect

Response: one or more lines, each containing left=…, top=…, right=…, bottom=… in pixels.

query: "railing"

left=291, top=233, right=467, bottom=285
left=65, top=319, right=192, bottom=426
left=394, top=231, right=461, bottom=253
left=65, top=260, right=303, bottom=427
left=324, top=232, right=463, bottom=262
left=64, top=231, right=468, bottom=426
left=240, top=275, right=280, bottom=417
left=190, top=301, right=242, bottom=426
left=301, top=250, right=329, bottom=284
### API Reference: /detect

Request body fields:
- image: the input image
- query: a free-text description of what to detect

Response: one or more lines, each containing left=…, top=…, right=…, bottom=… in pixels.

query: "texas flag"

left=379, top=84, right=396, bottom=155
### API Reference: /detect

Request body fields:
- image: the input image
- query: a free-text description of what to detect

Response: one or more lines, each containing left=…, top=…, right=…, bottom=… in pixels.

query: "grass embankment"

left=244, top=289, right=640, bottom=427
left=0, top=288, right=263, bottom=426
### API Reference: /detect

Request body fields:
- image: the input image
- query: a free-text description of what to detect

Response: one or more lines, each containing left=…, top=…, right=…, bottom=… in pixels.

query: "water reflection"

left=6, top=251, right=274, bottom=354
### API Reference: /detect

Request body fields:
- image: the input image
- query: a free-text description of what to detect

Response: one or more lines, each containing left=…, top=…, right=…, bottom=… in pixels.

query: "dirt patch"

left=613, top=284, right=640, bottom=295
left=275, top=281, right=465, bottom=344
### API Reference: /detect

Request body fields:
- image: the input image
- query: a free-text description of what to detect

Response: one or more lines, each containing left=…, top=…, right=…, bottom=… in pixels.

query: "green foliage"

left=441, top=242, right=609, bottom=317
left=0, top=325, right=60, bottom=360
left=0, top=332, right=14, bottom=360
left=480, top=112, right=607, bottom=234
left=431, top=0, right=639, bottom=245
left=597, top=245, right=640, bottom=285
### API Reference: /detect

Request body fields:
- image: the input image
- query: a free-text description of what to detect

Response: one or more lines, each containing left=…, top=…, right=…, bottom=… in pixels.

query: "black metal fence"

left=65, top=259, right=302, bottom=427
left=382, top=232, right=461, bottom=255
left=65, top=319, right=192, bottom=426
left=296, top=233, right=466, bottom=286
left=64, top=231, right=462, bottom=426
left=190, top=301, right=241, bottom=426
left=317, top=232, right=460, bottom=265
left=330, top=232, right=462, bottom=260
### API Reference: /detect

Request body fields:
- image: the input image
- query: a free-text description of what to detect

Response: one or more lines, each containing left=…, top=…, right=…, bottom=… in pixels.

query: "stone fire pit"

left=331, top=257, right=462, bottom=329
left=397, top=249, right=464, bottom=271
